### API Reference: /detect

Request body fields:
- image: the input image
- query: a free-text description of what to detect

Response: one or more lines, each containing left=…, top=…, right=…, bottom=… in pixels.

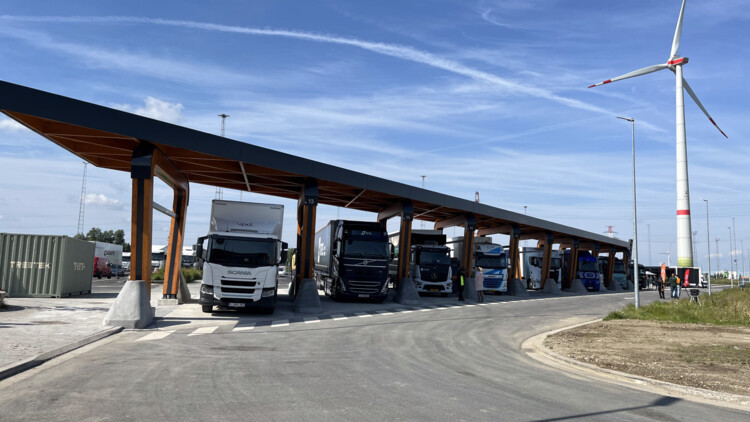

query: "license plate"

left=228, top=302, right=245, bottom=308
left=358, top=294, right=369, bottom=298
left=430, top=288, right=440, bottom=292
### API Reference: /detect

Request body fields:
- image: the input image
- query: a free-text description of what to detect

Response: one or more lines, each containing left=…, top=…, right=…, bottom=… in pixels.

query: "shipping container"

left=0, top=233, right=95, bottom=297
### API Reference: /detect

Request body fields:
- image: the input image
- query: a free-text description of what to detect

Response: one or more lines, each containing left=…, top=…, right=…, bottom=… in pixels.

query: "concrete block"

left=507, top=278, right=529, bottom=296
left=463, top=277, right=477, bottom=301
left=599, top=283, right=609, bottom=293
left=177, top=271, right=193, bottom=304
left=395, top=278, right=420, bottom=306
left=542, top=279, right=563, bottom=295
left=608, top=280, right=624, bottom=292
left=103, top=280, right=154, bottom=329
left=293, top=278, right=322, bottom=313
left=566, top=279, right=589, bottom=293
left=157, top=298, right=179, bottom=306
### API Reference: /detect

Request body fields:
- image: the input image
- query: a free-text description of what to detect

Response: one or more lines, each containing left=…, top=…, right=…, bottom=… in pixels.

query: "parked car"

left=111, top=265, right=126, bottom=278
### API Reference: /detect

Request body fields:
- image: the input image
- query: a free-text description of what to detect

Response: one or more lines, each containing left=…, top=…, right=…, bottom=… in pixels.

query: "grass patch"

left=152, top=267, right=203, bottom=283
left=605, top=287, right=750, bottom=326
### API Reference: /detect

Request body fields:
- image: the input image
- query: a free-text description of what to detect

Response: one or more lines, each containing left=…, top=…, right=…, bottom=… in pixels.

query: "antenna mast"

left=216, top=113, right=230, bottom=200
left=77, top=162, right=88, bottom=236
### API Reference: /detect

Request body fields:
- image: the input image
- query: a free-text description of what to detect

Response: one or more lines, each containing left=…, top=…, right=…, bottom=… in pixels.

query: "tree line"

left=74, top=227, right=131, bottom=252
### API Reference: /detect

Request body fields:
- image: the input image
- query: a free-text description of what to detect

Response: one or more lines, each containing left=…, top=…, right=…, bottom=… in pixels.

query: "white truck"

left=522, top=247, right=561, bottom=290
left=390, top=229, right=452, bottom=295
left=448, top=236, right=508, bottom=294
left=196, top=200, right=288, bottom=314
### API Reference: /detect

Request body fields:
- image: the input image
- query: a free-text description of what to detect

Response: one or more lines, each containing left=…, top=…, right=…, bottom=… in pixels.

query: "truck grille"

left=220, top=278, right=258, bottom=295
left=347, top=280, right=382, bottom=294
left=483, top=278, right=502, bottom=289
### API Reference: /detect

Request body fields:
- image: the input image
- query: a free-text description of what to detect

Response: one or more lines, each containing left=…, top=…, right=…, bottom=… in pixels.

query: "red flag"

left=660, top=264, right=666, bottom=282
left=684, top=269, right=690, bottom=287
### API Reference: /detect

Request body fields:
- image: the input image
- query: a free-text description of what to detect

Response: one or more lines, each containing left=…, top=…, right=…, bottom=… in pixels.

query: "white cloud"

left=85, top=193, right=121, bottom=208
left=0, top=118, right=26, bottom=133
left=113, top=97, right=184, bottom=123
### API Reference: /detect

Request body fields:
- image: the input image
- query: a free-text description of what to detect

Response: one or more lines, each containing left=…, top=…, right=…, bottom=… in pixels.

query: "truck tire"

left=201, top=305, right=212, bottom=313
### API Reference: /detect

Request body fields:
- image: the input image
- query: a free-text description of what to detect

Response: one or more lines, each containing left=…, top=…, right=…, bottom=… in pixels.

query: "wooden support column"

left=592, top=242, right=601, bottom=261
left=538, top=232, right=554, bottom=289
left=435, top=214, right=476, bottom=275
left=565, top=238, right=580, bottom=290
left=295, top=178, right=318, bottom=297
left=130, top=142, right=189, bottom=298
left=377, top=201, right=413, bottom=280
left=508, top=225, right=521, bottom=279
left=605, top=248, right=616, bottom=289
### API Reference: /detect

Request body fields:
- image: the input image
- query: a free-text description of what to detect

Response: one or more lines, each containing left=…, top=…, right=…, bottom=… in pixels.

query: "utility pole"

left=702, top=199, right=711, bottom=295
left=715, top=238, right=720, bottom=277
left=732, top=217, right=737, bottom=280
left=523, top=206, right=528, bottom=249
left=647, top=223, right=652, bottom=266
left=216, top=114, right=230, bottom=200
left=77, top=162, right=88, bottom=236
left=420, top=175, right=426, bottom=229
left=728, top=226, right=734, bottom=288
left=741, top=240, right=746, bottom=281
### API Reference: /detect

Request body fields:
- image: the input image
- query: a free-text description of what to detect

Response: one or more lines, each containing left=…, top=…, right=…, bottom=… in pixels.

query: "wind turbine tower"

left=589, top=0, right=727, bottom=268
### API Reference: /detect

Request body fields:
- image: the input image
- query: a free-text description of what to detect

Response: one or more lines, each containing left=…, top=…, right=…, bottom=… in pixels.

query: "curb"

left=0, top=326, right=123, bottom=381
left=522, top=320, right=750, bottom=411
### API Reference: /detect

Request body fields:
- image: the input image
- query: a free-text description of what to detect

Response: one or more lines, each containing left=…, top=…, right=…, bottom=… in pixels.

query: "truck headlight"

left=200, top=284, right=214, bottom=295
left=262, top=288, right=275, bottom=298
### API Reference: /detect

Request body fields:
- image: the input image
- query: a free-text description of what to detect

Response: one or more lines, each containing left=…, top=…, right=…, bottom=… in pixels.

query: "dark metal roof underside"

left=0, top=80, right=628, bottom=251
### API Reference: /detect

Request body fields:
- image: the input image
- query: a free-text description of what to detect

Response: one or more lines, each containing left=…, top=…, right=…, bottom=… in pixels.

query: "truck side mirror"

left=390, top=244, right=396, bottom=260
left=280, top=250, right=288, bottom=263
left=196, top=237, right=206, bottom=260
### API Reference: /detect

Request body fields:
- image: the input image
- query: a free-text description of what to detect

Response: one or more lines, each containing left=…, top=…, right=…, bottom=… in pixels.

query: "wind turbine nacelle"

left=667, top=57, right=689, bottom=66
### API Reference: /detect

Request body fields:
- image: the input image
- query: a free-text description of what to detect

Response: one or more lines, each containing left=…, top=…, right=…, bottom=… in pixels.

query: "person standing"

left=475, top=267, right=485, bottom=303
left=657, top=275, right=665, bottom=299
left=458, top=268, right=465, bottom=302
left=668, top=273, right=677, bottom=299
left=676, top=276, right=682, bottom=298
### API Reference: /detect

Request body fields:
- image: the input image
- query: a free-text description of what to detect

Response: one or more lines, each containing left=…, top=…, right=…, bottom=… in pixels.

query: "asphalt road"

left=0, top=289, right=747, bottom=421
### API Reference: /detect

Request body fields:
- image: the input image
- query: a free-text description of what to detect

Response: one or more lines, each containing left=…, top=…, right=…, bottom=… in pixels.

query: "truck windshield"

left=578, top=260, right=598, bottom=272
left=614, top=262, right=626, bottom=273
left=208, top=237, right=276, bottom=267
left=418, top=250, right=450, bottom=265
left=344, top=239, right=388, bottom=259
left=476, top=254, right=507, bottom=269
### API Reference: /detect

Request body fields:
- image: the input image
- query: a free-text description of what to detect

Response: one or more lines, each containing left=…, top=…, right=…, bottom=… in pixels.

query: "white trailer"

left=522, top=247, right=561, bottom=290
left=197, top=200, right=288, bottom=314
left=93, top=241, right=123, bottom=267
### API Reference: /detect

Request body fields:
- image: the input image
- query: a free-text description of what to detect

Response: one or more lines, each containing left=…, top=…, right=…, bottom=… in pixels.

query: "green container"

left=0, top=233, right=95, bottom=298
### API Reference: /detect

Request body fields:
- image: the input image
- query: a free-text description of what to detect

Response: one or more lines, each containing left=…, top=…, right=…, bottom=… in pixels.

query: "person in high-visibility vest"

left=458, top=268, right=465, bottom=301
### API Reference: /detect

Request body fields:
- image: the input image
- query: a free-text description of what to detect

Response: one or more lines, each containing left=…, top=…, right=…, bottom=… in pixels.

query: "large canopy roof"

left=0, top=80, right=628, bottom=251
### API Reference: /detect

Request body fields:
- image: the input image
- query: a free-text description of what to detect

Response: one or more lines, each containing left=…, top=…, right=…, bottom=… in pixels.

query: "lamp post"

left=702, top=199, right=711, bottom=295
left=728, top=226, right=734, bottom=288
left=618, top=116, right=639, bottom=308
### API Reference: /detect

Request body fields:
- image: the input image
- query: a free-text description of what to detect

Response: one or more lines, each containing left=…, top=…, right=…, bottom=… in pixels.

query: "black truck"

left=314, top=220, right=390, bottom=302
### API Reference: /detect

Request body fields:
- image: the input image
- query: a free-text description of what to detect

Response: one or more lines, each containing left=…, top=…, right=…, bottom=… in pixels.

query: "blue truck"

left=561, top=250, right=600, bottom=291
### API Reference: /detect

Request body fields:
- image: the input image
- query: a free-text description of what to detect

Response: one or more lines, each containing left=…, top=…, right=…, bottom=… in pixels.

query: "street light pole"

left=728, top=226, right=734, bottom=288
left=702, top=199, right=711, bottom=295
left=618, top=116, right=639, bottom=308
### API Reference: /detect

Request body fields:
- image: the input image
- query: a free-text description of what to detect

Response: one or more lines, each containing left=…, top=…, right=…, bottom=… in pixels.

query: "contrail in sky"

left=0, top=15, right=611, bottom=115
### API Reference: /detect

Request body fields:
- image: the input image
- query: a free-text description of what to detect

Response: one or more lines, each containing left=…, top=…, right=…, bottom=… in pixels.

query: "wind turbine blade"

left=588, top=64, right=668, bottom=88
left=670, top=0, right=687, bottom=59
left=682, top=77, right=728, bottom=138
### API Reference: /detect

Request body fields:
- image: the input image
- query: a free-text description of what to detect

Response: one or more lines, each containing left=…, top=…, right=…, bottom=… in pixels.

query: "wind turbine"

left=589, top=0, right=727, bottom=269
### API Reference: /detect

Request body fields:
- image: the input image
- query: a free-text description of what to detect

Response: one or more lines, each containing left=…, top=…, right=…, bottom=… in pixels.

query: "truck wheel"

left=201, top=305, right=212, bottom=313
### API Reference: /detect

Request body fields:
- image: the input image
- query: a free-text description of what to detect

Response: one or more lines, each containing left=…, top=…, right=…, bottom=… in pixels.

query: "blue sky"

left=0, top=0, right=748, bottom=271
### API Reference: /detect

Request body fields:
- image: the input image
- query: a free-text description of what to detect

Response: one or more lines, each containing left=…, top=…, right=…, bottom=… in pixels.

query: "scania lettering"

left=392, top=230, right=452, bottom=295
left=197, top=200, right=287, bottom=314
left=315, top=220, right=390, bottom=302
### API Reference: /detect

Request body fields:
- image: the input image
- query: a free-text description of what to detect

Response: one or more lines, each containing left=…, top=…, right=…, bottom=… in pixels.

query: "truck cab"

left=562, top=250, right=600, bottom=291
left=391, top=230, right=452, bottom=296
left=474, top=237, right=507, bottom=293
left=197, top=200, right=287, bottom=314
left=523, top=247, right=561, bottom=290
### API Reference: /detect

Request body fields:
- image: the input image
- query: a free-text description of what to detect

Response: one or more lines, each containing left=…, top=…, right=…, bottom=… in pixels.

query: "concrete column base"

left=599, top=283, right=609, bottom=292
left=610, top=281, right=625, bottom=292
left=293, top=278, right=322, bottom=313
left=542, top=279, right=563, bottom=295
left=103, top=280, right=154, bottom=329
left=395, top=278, right=420, bottom=305
left=463, top=278, right=477, bottom=301
left=626, top=280, right=634, bottom=291
left=507, top=278, right=529, bottom=296
left=566, top=279, right=589, bottom=293
left=177, top=271, right=193, bottom=304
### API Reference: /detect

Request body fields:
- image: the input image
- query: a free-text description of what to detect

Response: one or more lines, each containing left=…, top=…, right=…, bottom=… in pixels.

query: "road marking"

left=304, top=317, right=320, bottom=324
left=463, top=304, right=476, bottom=307
left=271, top=319, right=289, bottom=327
left=331, top=314, right=348, bottom=320
left=233, top=323, right=255, bottom=332
left=419, top=308, right=433, bottom=312
left=376, top=310, right=393, bottom=315
left=354, top=312, right=372, bottom=318
left=188, top=326, right=218, bottom=336
left=400, top=310, right=414, bottom=313
left=136, top=330, right=174, bottom=341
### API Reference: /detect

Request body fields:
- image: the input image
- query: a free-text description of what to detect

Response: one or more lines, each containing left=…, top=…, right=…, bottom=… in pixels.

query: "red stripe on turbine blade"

left=677, top=210, right=690, bottom=215
left=709, top=118, right=729, bottom=138
left=603, top=79, right=612, bottom=84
